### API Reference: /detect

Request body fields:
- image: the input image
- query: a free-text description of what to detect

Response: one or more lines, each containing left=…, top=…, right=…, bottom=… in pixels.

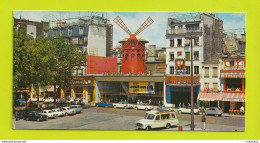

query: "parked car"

left=58, top=98, right=67, bottom=104
left=202, top=107, right=222, bottom=117
left=41, top=110, right=58, bottom=119
left=27, top=98, right=44, bottom=102
left=41, top=103, right=54, bottom=109
left=71, top=98, right=84, bottom=105
left=95, top=101, right=113, bottom=107
left=135, top=103, right=153, bottom=111
left=52, top=108, right=66, bottom=117
left=61, top=107, right=76, bottom=115
left=44, top=97, right=54, bottom=103
left=70, top=105, right=82, bottom=113
left=136, top=110, right=179, bottom=130
left=113, top=101, right=134, bottom=109
left=158, top=104, right=175, bottom=111
left=177, top=107, right=200, bottom=114
left=23, top=111, right=48, bottom=122
left=14, top=110, right=25, bottom=121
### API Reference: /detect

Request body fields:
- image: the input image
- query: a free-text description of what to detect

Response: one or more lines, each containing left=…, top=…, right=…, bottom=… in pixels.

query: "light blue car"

left=95, top=101, right=113, bottom=108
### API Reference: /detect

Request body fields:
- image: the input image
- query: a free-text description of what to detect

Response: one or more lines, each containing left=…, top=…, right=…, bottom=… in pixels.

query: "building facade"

left=165, top=13, right=224, bottom=107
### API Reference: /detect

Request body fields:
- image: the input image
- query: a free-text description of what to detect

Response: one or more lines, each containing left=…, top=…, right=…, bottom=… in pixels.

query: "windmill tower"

left=113, top=16, right=154, bottom=74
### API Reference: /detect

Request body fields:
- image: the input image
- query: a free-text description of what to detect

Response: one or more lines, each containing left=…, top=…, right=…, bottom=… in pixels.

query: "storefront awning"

left=197, top=92, right=223, bottom=101
left=220, top=71, right=245, bottom=78
left=222, top=92, right=245, bottom=102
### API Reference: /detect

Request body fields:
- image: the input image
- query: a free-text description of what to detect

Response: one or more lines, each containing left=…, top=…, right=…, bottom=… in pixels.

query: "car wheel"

left=145, top=126, right=151, bottom=130
left=166, top=123, right=171, bottom=129
left=178, top=110, right=182, bottom=114
left=218, top=114, right=222, bottom=117
left=135, top=107, right=138, bottom=110
left=65, top=113, right=68, bottom=116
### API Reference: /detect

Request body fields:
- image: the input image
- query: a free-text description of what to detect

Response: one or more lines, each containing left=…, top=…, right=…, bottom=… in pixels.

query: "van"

left=135, top=110, right=179, bottom=130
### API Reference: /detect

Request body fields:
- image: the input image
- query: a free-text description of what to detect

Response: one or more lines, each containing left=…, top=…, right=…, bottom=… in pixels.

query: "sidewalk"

left=222, top=113, right=245, bottom=118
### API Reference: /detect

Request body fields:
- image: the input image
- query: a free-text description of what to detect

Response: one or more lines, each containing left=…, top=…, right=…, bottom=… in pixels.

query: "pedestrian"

left=115, top=98, right=118, bottom=103
left=240, top=105, right=244, bottom=111
left=202, top=115, right=206, bottom=130
left=182, top=102, right=185, bottom=108
left=125, top=100, right=129, bottom=112
left=179, top=102, right=181, bottom=108
left=148, top=99, right=152, bottom=105
left=140, top=100, right=143, bottom=105
left=137, top=100, right=140, bottom=105
left=188, top=103, right=191, bottom=108
left=158, top=100, right=161, bottom=107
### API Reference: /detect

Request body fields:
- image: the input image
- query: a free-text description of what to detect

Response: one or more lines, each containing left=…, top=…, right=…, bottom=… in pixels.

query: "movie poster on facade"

left=129, top=82, right=155, bottom=94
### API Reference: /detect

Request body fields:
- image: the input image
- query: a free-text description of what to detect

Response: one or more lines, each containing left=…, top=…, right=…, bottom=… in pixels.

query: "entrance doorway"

left=170, top=86, right=198, bottom=108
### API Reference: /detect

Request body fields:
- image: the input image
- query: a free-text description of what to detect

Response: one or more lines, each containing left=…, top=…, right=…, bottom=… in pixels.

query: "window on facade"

left=177, top=51, right=182, bottom=57
left=125, top=54, right=129, bottom=60
left=194, top=51, right=199, bottom=60
left=186, top=66, right=190, bottom=74
left=170, top=66, right=174, bottom=74
left=194, top=37, right=199, bottom=46
left=204, top=67, right=209, bottom=78
left=204, top=82, right=209, bottom=89
left=213, top=83, right=218, bottom=90
left=178, top=25, right=182, bottom=29
left=72, top=38, right=78, bottom=44
left=185, top=52, right=190, bottom=61
left=170, top=40, right=174, bottom=47
left=137, top=54, right=140, bottom=60
left=131, top=54, right=135, bottom=60
left=170, top=53, right=174, bottom=61
left=177, top=39, right=182, bottom=47
left=194, top=66, right=199, bottom=74
left=68, top=29, right=72, bottom=36
left=171, top=26, right=175, bottom=29
left=79, top=27, right=84, bottom=35
left=213, top=67, right=218, bottom=78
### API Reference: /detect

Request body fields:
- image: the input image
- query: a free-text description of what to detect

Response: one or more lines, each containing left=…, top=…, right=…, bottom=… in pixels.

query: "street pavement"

left=13, top=106, right=245, bottom=131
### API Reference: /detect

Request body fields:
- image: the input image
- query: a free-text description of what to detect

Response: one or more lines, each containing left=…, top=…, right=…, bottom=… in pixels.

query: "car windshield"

left=144, top=113, right=155, bottom=120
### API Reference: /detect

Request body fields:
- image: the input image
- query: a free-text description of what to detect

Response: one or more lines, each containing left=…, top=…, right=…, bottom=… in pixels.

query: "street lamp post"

left=186, top=32, right=195, bottom=131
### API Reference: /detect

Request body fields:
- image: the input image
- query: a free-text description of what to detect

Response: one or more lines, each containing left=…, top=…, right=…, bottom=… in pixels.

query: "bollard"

left=178, top=126, right=183, bottom=131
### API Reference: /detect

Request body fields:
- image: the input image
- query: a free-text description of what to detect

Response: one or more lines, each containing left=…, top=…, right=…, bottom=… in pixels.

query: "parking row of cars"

left=15, top=105, right=83, bottom=122
left=95, top=101, right=154, bottom=111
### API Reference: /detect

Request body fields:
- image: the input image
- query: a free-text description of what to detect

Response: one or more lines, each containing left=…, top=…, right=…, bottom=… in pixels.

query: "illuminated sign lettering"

left=165, top=76, right=200, bottom=84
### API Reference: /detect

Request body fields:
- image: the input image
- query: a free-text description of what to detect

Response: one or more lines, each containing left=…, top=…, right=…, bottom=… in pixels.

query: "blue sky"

left=13, top=11, right=246, bottom=48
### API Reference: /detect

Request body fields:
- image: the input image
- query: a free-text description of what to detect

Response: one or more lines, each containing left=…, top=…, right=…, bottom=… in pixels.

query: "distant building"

left=13, top=17, right=50, bottom=38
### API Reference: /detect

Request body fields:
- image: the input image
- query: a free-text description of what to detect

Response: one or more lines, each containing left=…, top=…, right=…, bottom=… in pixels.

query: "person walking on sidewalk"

left=202, top=115, right=206, bottom=130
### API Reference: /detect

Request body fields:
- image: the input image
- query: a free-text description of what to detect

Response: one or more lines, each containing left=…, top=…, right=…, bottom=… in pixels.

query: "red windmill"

left=113, top=16, right=154, bottom=74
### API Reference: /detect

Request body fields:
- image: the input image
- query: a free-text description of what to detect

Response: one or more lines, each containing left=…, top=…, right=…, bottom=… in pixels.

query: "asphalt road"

left=13, top=106, right=245, bottom=131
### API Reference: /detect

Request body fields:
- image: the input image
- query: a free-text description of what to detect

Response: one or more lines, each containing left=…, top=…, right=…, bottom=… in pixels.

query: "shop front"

left=165, top=75, right=200, bottom=108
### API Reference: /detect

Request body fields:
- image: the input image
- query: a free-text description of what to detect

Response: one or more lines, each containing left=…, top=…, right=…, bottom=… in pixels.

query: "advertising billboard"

left=129, top=82, right=155, bottom=94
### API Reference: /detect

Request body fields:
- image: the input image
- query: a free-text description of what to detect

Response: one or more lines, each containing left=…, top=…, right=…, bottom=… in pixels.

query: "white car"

left=70, top=105, right=82, bottom=113
left=177, top=107, right=200, bottom=114
left=41, top=110, right=58, bottom=118
left=44, top=97, right=54, bottom=103
left=135, top=103, right=153, bottom=111
left=61, top=107, right=76, bottom=115
left=136, top=110, right=179, bottom=130
left=52, top=108, right=66, bottom=117
left=113, top=103, right=134, bottom=109
left=27, top=98, right=44, bottom=102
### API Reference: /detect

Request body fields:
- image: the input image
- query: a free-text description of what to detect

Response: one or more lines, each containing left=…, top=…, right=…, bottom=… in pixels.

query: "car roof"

left=147, top=110, right=175, bottom=114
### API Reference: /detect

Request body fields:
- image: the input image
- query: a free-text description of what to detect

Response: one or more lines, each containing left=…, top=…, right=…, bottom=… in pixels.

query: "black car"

left=15, top=110, right=25, bottom=121
left=23, top=111, right=48, bottom=122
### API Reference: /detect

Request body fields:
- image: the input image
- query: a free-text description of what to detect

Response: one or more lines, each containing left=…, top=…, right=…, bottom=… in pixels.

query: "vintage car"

left=177, top=107, right=200, bottom=114
left=27, top=97, right=44, bottom=102
left=113, top=102, right=134, bottom=109
left=70, top=105, right=83, bottom=113
left=95, top=101, right=113, bottom=107
left=71, top=98, right=84, bottom=105
left=52, top=108, right=66, bottom=117
left=61, top=107, right=76, bottom=115
left=202, top=107, right=222, bottom=117
left=41, top=110, right=58, bottom=118
left=136, top=110, right=179, bottom=130
left=135, top=103, right=153, bottom=111
left=23, top=111, right=48, bottom=122
left=158, top=104, right=175, bottom=111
